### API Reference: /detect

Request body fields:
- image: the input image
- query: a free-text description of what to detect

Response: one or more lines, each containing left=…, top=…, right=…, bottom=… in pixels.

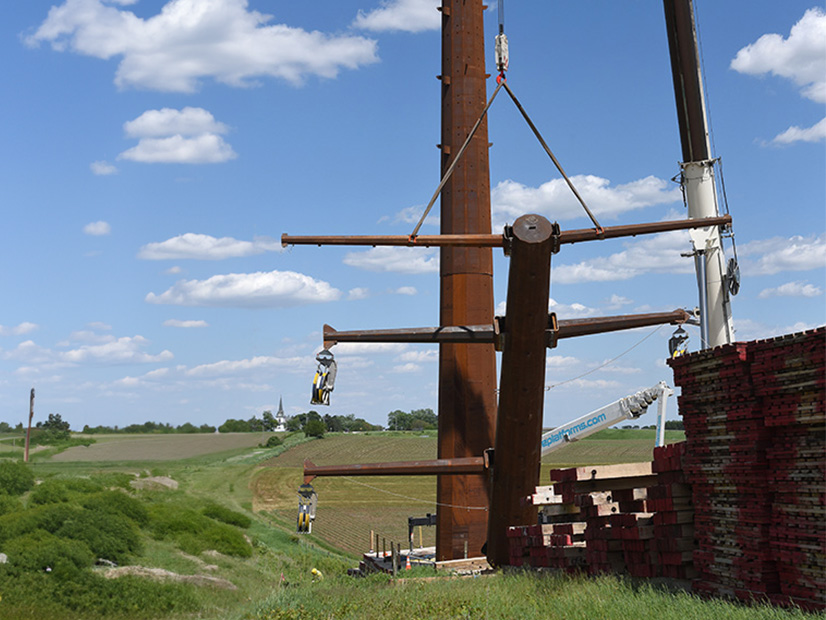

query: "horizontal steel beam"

left=282, top=215, right=731, bottom=249
left=303, top=457, right=487, bottom=484
left=323, top=309, right=690, bottom=350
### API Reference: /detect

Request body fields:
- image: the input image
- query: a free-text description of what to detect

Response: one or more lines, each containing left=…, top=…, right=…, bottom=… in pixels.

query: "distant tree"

left=323, top=414, right=344, bottom=433
left=199, top=424, right=216, bottom=433
left=178, top=422, right=199, bottom=434
left=664, top=420, right=684, bottom=430
left=42, top=413, right=71, bottom=434
left=247, top=416, right=264, bottom=432
left=387, top=410, right=412, bottom=431
left=261, top=410, right=276, bottom=432
left=0, top=422, right=12, bottom=433
left=387, top=408, right=437, bottom=431
left=286, top=416, right=302, bottom=432
left=218, top=419, right=251, bottom=433
left=304, top=419, right=325, bottom=438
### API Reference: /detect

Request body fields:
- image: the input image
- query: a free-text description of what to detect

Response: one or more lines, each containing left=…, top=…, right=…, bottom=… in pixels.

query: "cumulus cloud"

left=395, top=286, right=418, bottom=296
left=491, top=175, right=681, bottom=227
left=124, top=107, right=228, bottom=137
left=26, top=0, right=379, bottom=92
left=731, top=8, right=826, bottom=104
left=353, top=0, right=440, bottom=33
left=497, top=298, right=599, bottom=319
left=731, top=8, right=826, bottom=144
left=138, top=233, right=281, bottom=260
left=163, top=319, right=209, bottom=328
left=118, top=133, right=236, bottom=164
left=186, top=355, right=307, bottom=377
left=145, top=270, right=341, bottom=307
left=739, top=234, right=826, bottom=275
left=398, top=349, right=437, bottom=363
left=389, top=205, right=439, bottom=229
left=0, top=322, right=39, bottom=337
left=758, top=281, right=823, bottom=299
left=117, top=107, right=237, bottom=164
left=61, top=335, right=173, bottom=364
left=83, top=220, right=111, bottom=236
left=90, top=160, right=117, bottom=175
left=343, top=246, right=439, bottom=274
left=771, top=117, right=826, bottom=145
left=392, top=362, right=422, bottom=373
left=551, top=230, right=693, bottom=284
left=734, top=318, right=821, bottom=341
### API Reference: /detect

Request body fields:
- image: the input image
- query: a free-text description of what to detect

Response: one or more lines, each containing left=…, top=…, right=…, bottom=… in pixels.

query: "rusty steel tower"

left=436, top=0, right=497, bottom=561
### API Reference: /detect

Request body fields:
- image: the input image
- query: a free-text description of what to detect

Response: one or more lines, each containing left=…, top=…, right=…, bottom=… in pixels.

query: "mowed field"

left=50, top=432, right=274, bottom=461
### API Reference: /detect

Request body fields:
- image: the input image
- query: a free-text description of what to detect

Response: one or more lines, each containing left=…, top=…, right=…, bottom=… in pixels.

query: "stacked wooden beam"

left=753, top=330, right=825, bottom=611
left=669, top=327, right=825, bottom=612
left=650, top=442, right=697, bottom=580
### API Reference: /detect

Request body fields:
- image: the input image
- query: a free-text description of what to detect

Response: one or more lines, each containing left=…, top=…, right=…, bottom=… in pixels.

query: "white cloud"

left=165, top=266, right=182, bottom=275
left=772, top=117, right=826, bottom=145
left=730, top=8, right=826, bottom=104
left=61, top=335, right=173, bottom=364
left=124, top=107, right=228, bottom=138
left=27, top=0, right=379, bottom=93
left=83, top=220, right=111, bottom=236
left=551, top=230, right=693, bottom=284
left=343, top=246, right=439, bottom=274
left=186, top=355, right=307, bottom=377
left=332, top=342, right=409, bottom=356
left=392, top=362, right=422, bottom=373
left=498, top=298, right=599, bottom=319
left=546, top=354, right=579, bottom=368
left=395, top=286, right=418, bottom=296
left=739, top=234, right=826, bottom=275
left=163, top=319, right=209, bottom=328
left=733, top=318, right=821, bottom=342
left=118, top=133, right=237, bottom=164
left=138, top=233, right=281, bottom=260
left=491, top=175, right=681, bottom=227
left=390, top=205, right=439, bottom=228
left=348, top=287, right=370, bottom=300
left=353, top=0, right=440, bottom=33
left=145, top=270, right=341, bottom=308
left=0, top=322, right=39, bottom=337
left=398, top=349, right=437, bottom=363
left=90, top=160, right=117, bottom=175
left=758, top=281, right=823, bottom=299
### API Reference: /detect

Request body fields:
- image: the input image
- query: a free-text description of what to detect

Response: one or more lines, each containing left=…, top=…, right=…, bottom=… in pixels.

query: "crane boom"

left=540, top=382, right=673, bottom=457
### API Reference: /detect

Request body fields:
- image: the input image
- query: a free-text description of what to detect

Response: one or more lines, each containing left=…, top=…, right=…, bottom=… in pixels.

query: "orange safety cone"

left=405, top=555, right=411, bottom=570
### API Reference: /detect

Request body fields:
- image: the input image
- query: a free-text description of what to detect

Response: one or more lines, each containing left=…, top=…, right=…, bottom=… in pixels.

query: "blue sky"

left=2, top=0, right=824, bottom=431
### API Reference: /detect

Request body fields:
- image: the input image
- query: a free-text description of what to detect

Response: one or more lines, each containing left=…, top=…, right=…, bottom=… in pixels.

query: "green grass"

left=2, top=429, right=817, bottom=620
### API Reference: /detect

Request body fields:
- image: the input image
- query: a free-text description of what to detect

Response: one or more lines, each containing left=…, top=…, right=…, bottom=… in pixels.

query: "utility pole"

left=437, top=0, right=498, bottom=560
left=24, top=388, right=34, bottom=463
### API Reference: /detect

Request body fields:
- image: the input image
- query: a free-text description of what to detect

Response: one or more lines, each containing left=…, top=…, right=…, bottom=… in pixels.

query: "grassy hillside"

left=2, top=429, right=814, bottom=620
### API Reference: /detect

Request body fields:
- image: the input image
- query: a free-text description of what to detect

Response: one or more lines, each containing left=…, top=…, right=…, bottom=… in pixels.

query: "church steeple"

left=275, top=396, right=287, bottom=431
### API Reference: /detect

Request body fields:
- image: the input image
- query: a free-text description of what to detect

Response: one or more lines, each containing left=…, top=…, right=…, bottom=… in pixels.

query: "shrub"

left=203, top=502, right=252, bottom=528
left=90, top=471, right=135, bottom=490
left=0, top=493, right=22, bottom=516
left=0, top=503, right=84, bottom=545
left=5, top=529, right=94, bottom=572
left=30, top=477, right=104, bottom=506
left=0, top=460, right=35, bottom=495
left=55, top=508, right=142, bottom=563
left=82, top=490, right=149, bottom=526
left=263, top=435, right=283, bottom=448
left=148, top=503, right=251, bottom=557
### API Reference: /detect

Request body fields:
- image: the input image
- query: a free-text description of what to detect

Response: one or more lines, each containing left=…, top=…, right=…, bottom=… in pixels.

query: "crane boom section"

left=540, top=382, right=671, bottom=457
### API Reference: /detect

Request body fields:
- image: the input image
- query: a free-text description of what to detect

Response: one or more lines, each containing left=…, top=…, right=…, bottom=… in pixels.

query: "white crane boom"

left=540, top=381, right=673, bottom=457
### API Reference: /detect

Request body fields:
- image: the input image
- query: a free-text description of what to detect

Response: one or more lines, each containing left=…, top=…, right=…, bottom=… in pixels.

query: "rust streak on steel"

left=281, top=215, right=731, bottom=249
left=302, top=457, right=486, bottom=484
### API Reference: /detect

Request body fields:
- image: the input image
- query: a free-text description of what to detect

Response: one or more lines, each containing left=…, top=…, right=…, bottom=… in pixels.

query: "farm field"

left=51, top=432, right=278, bottom=461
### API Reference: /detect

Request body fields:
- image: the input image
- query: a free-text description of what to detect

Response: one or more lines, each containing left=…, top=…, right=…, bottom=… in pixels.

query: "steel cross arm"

left=303, top=456, right=487, bottom=484
left=281, top=215, right=731, bottom=249
left=323, top=309, right=690, bottom=351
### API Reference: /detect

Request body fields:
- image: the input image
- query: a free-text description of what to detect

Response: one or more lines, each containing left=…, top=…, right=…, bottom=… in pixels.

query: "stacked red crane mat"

left=507, top=456, right=696, bottom=578
left=669, top=326, right=825, bottom=612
